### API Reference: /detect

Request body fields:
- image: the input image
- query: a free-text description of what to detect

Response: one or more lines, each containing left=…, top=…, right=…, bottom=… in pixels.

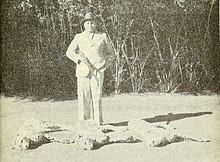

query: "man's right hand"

left=78, top=54, right=88, bottom=63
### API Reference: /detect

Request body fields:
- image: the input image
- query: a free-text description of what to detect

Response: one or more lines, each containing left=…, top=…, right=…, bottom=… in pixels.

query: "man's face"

left=84, top=20, right=97, bottom=33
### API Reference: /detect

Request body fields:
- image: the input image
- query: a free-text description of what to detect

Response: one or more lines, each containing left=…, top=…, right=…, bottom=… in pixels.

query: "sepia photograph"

left=1, top=0, right=219, bottom=161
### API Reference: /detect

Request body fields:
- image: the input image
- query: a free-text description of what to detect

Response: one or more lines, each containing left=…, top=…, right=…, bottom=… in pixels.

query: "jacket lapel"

left=90, top=33, right=102, bottom=47
left=81, top=32, right=92, bottom=46
left=81, top=31, right=102, bottom=47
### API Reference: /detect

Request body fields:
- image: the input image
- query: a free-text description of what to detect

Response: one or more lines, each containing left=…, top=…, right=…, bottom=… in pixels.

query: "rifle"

left=78, top=50, right=99, bottom=83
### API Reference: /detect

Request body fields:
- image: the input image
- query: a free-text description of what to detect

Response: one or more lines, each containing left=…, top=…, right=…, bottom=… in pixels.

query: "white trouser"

left=77, top=71, right=104, bottom=125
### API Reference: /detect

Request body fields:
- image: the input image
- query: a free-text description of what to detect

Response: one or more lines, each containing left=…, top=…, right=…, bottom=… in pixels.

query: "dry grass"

left=1, top=93, right=220, bottom=162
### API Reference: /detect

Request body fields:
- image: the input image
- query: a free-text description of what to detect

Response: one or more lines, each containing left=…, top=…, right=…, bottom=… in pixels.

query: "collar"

left=83, top=31, right=103, bottom=46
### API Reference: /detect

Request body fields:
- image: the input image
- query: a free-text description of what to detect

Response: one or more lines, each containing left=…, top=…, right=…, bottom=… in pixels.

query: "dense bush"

left=1, top=0, right=219, bottom=100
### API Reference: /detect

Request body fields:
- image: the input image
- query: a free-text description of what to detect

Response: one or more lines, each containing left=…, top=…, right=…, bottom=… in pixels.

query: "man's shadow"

left=106, top=111, right=213, bottom=126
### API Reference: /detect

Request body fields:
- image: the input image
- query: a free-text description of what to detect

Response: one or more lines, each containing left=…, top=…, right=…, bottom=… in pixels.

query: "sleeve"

left=66, top=34, right=80, bottom=64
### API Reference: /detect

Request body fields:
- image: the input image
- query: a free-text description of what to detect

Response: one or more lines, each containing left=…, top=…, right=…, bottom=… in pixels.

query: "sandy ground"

left=1, top=93, right=220, bottom=162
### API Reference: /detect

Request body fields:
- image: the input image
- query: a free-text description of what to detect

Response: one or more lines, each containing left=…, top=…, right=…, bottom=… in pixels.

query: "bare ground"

left=1, top=93, right=220, bottom=162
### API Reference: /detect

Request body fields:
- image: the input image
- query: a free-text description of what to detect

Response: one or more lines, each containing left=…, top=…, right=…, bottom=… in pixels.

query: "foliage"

left=1, top=0, right=219, bottom=99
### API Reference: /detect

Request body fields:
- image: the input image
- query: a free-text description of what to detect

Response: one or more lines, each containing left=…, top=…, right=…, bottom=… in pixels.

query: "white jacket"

left=66, top=31, right=114, bottom=77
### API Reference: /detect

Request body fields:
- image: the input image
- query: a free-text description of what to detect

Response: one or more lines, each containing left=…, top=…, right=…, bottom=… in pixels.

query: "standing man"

left=66, top=11, right=114, bottom=125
